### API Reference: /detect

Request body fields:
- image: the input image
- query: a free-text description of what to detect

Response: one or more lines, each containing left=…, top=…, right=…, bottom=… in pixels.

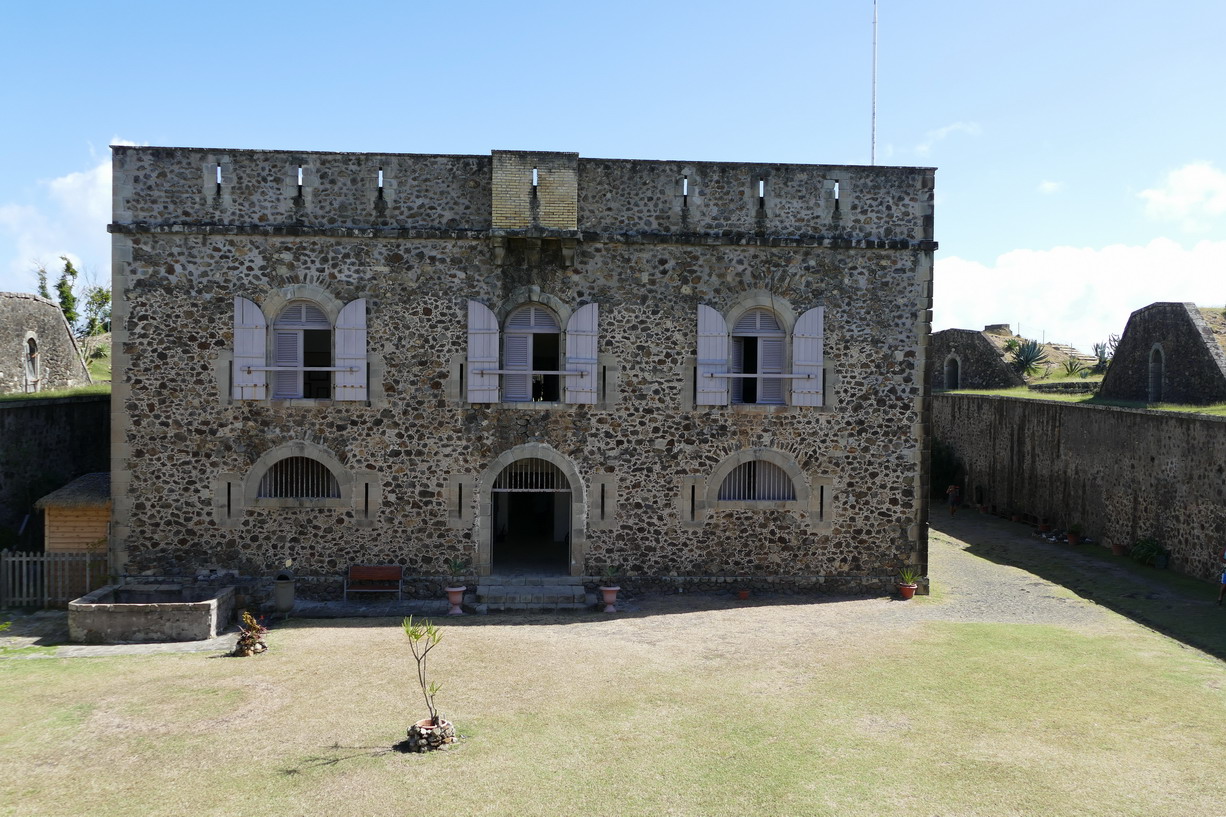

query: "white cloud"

left=0, top=152, right=118, bottom=294
left=1139, top=162, right=1226, bottom=232
left=1037, top=180, right=1064, bottom=195
left=933, top=238, right=1226, bottom=353
left=914, top=121, right=981, bottom=157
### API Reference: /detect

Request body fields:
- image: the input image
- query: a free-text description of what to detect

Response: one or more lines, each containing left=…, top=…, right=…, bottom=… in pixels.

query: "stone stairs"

left=474, top=575, right=593, bottom=611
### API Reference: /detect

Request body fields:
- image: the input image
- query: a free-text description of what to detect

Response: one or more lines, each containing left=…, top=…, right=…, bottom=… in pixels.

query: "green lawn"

left=0, top=383, right=110, bottom=403
left=3, top=595, right=1225, bottom=816
left=945, top=386, right=1226, bottom=416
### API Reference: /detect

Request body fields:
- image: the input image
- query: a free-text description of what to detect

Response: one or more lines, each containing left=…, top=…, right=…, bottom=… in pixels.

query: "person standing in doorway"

left=946, top=484, right=962, bottom=517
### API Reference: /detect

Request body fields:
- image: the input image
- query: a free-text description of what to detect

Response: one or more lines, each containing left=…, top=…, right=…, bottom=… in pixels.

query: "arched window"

left=24, top=337, right=39, bottom=393
left=272, top=301, right=333, bottom=399
left=504, top=305, right=561, bottom=402
left=730, top=308, right=786, bottom=404
left=1148, top=345, right=1164, bottom=403
left=257, top=456, right=341, bottom=499
left=717, top=460, right=798, bottom=501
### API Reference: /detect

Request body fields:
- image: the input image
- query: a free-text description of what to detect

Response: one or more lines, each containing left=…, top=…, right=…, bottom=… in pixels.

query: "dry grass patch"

left=2, top=602, right=1225, bottom=817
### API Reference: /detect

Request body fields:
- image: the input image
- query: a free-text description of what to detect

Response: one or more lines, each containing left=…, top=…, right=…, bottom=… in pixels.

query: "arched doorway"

left=944, top=356, right=960, bottom=390
left=491, top=457, right=572, bottom=574
left=1148, top=345, right=1164, bottom=403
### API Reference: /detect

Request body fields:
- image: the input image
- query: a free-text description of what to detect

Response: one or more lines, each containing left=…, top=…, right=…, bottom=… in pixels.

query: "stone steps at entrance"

left=476, top=577, right=591, bottom=610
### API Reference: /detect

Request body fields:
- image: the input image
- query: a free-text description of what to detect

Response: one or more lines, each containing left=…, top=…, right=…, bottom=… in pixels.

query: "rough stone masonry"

left=109, top=147, right=936, bottom=595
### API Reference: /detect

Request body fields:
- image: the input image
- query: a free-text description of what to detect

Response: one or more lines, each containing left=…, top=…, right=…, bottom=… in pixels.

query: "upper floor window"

left=467, top=299, right=598, bottom=405
left=232, top=295, right=367, bottom=402
left=257, top=455, right=341, bottom=499
left=696, top=302, right=824, bottom=407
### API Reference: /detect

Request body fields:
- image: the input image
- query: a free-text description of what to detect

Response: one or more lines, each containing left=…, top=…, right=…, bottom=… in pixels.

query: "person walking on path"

left=946, top=484, right=962, bottom=517
left=1218, top=547, right=1226, bottom=605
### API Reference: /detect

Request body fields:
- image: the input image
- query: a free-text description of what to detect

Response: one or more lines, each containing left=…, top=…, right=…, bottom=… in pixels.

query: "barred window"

left=258, top=456, right=341, bottom=499
left=717, top=460, right=797, bottom=502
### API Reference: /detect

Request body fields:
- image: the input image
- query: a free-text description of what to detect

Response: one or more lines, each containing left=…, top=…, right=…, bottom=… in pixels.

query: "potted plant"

left=1067, top=522, right=1084, bottom=545
left=598, top=565, right=621, bottom=613
left=1038, top=518, right=1052, bottom=533
left=1131, top=537, right=1169, bottom=568
left=401, top=617, right=457, bottom=752
left=1110, top=540, right=1128, bottom=556
left=231, top=611, right=268, bottom=657
left=897, top=566, right=921, bottom=600
left=444, top=557, right=469, bottom=616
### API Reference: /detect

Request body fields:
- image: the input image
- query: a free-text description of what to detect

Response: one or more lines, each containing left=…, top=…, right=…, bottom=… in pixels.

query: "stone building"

left=929, top=326, right=1024, bottom=391
left=1098, top=302, right=1226, bottom=405
left=0, top=292, right=91, bottom=394
left=109, top=146, right=936, bottom=595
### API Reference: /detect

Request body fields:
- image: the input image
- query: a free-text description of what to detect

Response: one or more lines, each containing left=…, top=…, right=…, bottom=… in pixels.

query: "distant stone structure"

left=0, top=292, right=91, bottom=394
left=109, top=145, right=937, bottom=594
left=1098, top=302, right=1226, bottom=405
left=929, top=327, right=1024, bottom=391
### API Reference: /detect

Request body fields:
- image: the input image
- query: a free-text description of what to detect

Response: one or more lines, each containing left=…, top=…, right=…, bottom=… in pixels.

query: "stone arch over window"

left=475, top=443, right=588, bottom=576
left=944, top=355, right=960, bottom=390
left=707, top=449, right=809, bottom=510
left=1148, top=343, right=1165, bottom=403
left=214, top=441, right=381, bottom=526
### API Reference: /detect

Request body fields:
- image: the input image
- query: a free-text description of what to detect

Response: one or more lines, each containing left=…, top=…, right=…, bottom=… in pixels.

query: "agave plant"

left=1091, top=341, right=1111, bottom=374
left=898, top=565, right=922, bottom=585
left=1061, top=359, right=1085, bottom=377
left=1011, top=339, right=1049, bottom=375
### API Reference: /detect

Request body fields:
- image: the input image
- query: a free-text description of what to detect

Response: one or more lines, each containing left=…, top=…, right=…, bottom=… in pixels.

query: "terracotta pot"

left=1010, top=515, right=1021, bottom=523
left=445, top=586, right=466, bottom=616
left=599, top=585, right=620, bottom=613
left=1067, top=533, right=1081, bottom=545
left=406, top=717, right=456, bottom=752
left=897, top=583, right=917, bottom=600
left=736, top=589, right=750, bottom=601
left=1111, top=543, right=1128, bottom=556
left=1038, top=523, right=1052, bottom=532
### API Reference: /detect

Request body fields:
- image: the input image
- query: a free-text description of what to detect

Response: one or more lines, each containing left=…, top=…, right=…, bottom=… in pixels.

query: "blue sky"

left=1, top=0, right=1223, bottom=352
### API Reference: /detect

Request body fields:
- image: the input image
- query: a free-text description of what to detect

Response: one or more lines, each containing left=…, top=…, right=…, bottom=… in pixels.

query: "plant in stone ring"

left=402, top=616, right=444, bottom=726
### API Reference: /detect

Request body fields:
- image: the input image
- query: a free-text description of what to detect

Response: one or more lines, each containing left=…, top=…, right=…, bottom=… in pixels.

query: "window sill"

left=481, top=401, right=578, bottom=411
left=251, top=497, right=350, bottom=509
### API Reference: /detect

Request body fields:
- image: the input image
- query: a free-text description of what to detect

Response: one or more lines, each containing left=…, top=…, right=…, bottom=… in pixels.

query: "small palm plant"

left=403, top=616, right=444, bottom=726
left=1011, top=339, right=1049, bottom=376
left=898, top=566, right=922, bottom=585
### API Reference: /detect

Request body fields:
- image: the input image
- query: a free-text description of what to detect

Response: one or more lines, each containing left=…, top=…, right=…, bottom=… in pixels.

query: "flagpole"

left=871, top=0, right=878, bottom=165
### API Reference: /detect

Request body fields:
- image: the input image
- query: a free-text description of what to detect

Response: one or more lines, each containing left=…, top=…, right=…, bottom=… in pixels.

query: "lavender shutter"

left=466, top=300, right=500, bottom=403
left=334, top=298, right=367, bottom=401
left=272, top=331, right=302, bottom=398
left=503, top=334, right=531, bottom=402
left=696, top=305, right=730, bottom=406
left=565, top=303, right=598, bottom=404
left=759, top=337, right=785, bottom=404
left=791, top=306, right=825, bottom=406
left=232, top=297, right=267, bottom=400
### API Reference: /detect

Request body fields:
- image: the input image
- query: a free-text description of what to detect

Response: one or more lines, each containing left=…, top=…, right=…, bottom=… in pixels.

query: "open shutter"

left=466, top=300, right=500, bottom=403
left=565, top=303, right=598, bottom=404
left=503, top=334, right=531, bottom=402
left=791, top=306, right=825, bottom=406
left=334, top=298, right=367, bottom=402
left=232, top=297, right=267, bottom=400
left=696, top=305, right=730, bottom=406
left=759, top=338, right=785, bottom=404
left=272, top=331, right=302, bottom=398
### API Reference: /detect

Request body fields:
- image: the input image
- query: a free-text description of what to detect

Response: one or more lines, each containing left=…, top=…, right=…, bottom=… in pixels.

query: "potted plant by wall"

left=401, top=617, right=457, bottom=752
left=1038, top=518, right=1052, bottom=533
left=1110, top=540, right=1128, bottom=556
left=599, top=565, right=621, bottom=613
left=444, top=558, right=469, bottom=616
left=1131, top=537, right=1169, bottom=569
left=1066, top=523, right=1084, bottom=545
left=897, top=566, right=921, bottom=600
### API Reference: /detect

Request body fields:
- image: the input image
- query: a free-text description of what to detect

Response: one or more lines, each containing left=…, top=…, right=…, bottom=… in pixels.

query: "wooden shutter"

left=565, top=303, right=598, bottom=404
left=334, top=298, right=367, bottom=402
left=696, top=305, right=729, bottom=405
left=503, top=334, right=532, bottom=402
left=466, top=300, right=500, bottom=403
left=759, top=337, right=785, bottom=404
left=791, top=306, right=825, bottom=406
left=272, top=330, right=302, bottom=398
left=232, top=297, right=267, bottom=400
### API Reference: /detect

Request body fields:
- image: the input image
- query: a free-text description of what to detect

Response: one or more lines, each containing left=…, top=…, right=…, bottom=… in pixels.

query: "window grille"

left=258, top=457, right=341, bottom=499
left=717, top=461, right=796, bottom=502
left=492, top=458, right=571, bottom=492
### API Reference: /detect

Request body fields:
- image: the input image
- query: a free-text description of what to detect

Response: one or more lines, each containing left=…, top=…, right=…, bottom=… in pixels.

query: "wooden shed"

left=34, top=472, right=110, bottom=552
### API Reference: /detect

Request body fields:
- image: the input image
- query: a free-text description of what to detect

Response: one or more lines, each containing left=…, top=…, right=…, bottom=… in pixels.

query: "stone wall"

left=1098, top=302, right=1226, bottom=405
left=0, top=395, right=110, bottom=530
left=932, top=393, right=1226, bottom=581
left=0, top=293, right=91, bottom=394
left=929, top=329, right=1023, bottom=391
left=111, top=147, right=936, bottom=592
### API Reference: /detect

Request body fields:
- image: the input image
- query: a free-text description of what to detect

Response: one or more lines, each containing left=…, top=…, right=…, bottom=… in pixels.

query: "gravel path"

left=2, top=511, right=1186, bottom=660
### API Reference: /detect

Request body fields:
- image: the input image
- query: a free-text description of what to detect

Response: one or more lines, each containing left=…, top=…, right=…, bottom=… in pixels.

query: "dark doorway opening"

left=490, top=457, right=572, bottom=575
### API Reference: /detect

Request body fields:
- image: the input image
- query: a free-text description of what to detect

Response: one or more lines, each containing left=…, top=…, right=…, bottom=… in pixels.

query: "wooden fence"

left=0, top=550, right=111, bottom=608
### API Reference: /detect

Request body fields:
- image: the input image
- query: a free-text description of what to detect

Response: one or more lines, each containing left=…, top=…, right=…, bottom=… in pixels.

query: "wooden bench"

left=343, top=565, right=404, bottom=601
